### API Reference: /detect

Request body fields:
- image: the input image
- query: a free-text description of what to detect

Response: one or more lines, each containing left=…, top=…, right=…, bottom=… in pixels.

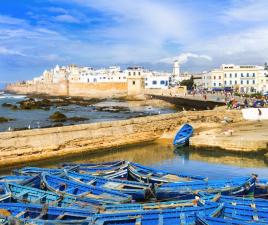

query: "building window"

left=241, top=73, right=243, bottom=77
left=132, top=81, right=135, bottom=85
left=230, top=80, right=232, bottom=85
left=219, top=83, right=222, bottom=86
left=133, top=72, right=136, bottom=75
left=224, top=73, right=226, bottom=78
left=214, top=76, right=216, bottom=79
left=230, top=73, right=232, bottom=78
left=247, top=80, right=249, bottom=84
left=252, top=80, right=255, bottom=84
left=128, top=72, right=131, bottom=76
left=224, top=81, right=227, bottom=85
left=219, top=76, right=221, bottom=79
left=252, top=73, right=255, bottom=77
left=235, top=80, right=237, bottom=85
left=145, top=83, right=148, bottom=86
left=160, top=80, right=165, bottom=85
left=138, top=72, right=141, bottom=75
left=214, top=83, right=216, bottom=87
left=235, top=73, right=237, bottom=78
left=247, top=73, right=249, bottom=77
left=152, top=80, right=157, bottom=85
left=241, top=80, right=243, bottom=84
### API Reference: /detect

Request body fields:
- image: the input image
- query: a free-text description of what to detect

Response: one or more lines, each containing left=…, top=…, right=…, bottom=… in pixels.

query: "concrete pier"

left=190, top=120, right=268, bottom=152
left=149, top=94, right=225, bottom=110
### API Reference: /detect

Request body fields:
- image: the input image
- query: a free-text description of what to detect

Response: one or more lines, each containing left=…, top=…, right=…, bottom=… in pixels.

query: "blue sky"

left=0, top=0, right=268, bottom=86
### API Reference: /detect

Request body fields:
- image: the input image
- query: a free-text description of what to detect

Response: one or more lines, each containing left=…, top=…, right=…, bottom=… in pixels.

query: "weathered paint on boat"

left=155, top=175, right=257, bottom=200
left=93, top=202, right=222, bottom=225
left=66, top=170, right=151, bottom=200
left=128, top=162, right=207, bottom=184
left=42, top=173, right=132, bottom=204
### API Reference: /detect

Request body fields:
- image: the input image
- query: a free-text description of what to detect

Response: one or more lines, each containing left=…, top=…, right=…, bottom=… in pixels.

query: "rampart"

left=6, top=82, right=128, bottom=98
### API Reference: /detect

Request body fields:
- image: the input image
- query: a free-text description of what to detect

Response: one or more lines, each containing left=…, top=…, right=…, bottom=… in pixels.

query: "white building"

left=201, top=72, right=212, bottom=90
left=33, top=65, right=171, bottom=89
left=126, top=66, right=170, bottom=89
left=210, top=64, right=268, bottom=93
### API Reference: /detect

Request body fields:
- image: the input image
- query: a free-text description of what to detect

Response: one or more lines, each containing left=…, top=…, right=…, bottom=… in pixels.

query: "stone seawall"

left=6, top=82, right=128, bottom=98
left=0, top=109, right=239, bottom=167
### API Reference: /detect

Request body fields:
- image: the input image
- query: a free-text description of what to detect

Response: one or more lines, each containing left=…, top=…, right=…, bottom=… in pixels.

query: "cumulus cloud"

left=158, top=53, right=212, bottom=64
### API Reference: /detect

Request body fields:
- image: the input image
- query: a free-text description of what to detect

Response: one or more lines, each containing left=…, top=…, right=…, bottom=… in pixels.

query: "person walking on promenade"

left=244, top=98, right=248, bottom=108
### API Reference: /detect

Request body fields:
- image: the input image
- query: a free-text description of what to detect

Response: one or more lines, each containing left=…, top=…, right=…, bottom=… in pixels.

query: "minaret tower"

left=173, top=60, right=180, bottom=83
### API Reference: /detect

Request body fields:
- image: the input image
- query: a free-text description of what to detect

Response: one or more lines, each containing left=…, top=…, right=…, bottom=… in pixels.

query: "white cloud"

left=158, top=53, right=212, bottom=64
left=0, top=15, right=26, bottom=25
left=53, top=14, right=80, bottom=23
left=0, top=46, right=26, bottom=56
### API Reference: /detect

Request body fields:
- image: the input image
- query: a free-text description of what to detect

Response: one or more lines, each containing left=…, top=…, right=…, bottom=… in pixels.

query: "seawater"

left=0, top=93, right=175, bottom=132
left=1, top=140, right=267, bottom=179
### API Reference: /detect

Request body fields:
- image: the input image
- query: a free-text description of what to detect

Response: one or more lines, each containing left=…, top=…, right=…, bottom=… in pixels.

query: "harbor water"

left=0, top=93, right=175, bottom=132
left=1, top=140, right=267, bottom=179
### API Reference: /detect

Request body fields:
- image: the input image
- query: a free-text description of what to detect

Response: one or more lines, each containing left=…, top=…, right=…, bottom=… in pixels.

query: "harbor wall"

left=5, top=82, right=128, bottom=98
left=0, top=109, right=240, bottom=167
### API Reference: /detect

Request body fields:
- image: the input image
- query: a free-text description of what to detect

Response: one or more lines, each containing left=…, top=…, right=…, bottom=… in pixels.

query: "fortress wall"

left=6, top=82, right=127, bottom=98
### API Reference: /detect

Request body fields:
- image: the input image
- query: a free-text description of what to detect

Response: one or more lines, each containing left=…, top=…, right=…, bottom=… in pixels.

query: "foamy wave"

left=0, top=94, right=26, bottom=99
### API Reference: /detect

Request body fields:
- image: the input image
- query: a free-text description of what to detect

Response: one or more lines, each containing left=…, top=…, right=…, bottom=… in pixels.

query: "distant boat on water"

left=173, top=123, right=193, bottom=147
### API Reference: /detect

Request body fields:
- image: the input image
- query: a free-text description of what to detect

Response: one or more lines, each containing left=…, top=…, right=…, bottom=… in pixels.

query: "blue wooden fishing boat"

left=103, top=194, right=220, bottom=212
left=79, top=167, right=128, bottom=179
left=196, top=195, right=268, bottom=224
left=8, top=218, right=91, bottom=225
left=93, top=202, right=222, bottom=225
left=78, top=162, right=128, bottom=173
left=128, top=162, right=207, bottom=184
left=155, top=175, right=257, bottom=200
left=0, top=202, right=94, bottom=221
left=42, top=173, right=132, bottom=204
left=0, top=182, right=11, bottom=202
left=61, top=160, right=125, bottom=169
left=196, top=215, right=267, bottom=225
left=4, top=182, right=100, bottom=208
left=217, top=195, right=268, bottom=209
left=173, top=123, right=193, bottom=147
left=222, top=202, right=268, bottom=223
left=66, top=170, right=152, bottom=200
left=13, top=167, right=66, bottom=176
left=0, top=175, right=32, bottom=184
left=255, top=178, right=268, bottom=197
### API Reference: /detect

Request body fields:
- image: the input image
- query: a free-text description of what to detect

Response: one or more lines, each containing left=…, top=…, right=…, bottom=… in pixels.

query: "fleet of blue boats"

left=0, top=160, right=267, bottom=224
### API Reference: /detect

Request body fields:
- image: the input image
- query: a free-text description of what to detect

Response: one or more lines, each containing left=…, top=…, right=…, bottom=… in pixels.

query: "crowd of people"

left=188, top=89, right=268, bottom=110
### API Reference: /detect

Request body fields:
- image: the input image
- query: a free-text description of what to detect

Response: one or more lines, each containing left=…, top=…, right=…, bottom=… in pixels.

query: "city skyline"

left=1, top=0, right=268, bottom=86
